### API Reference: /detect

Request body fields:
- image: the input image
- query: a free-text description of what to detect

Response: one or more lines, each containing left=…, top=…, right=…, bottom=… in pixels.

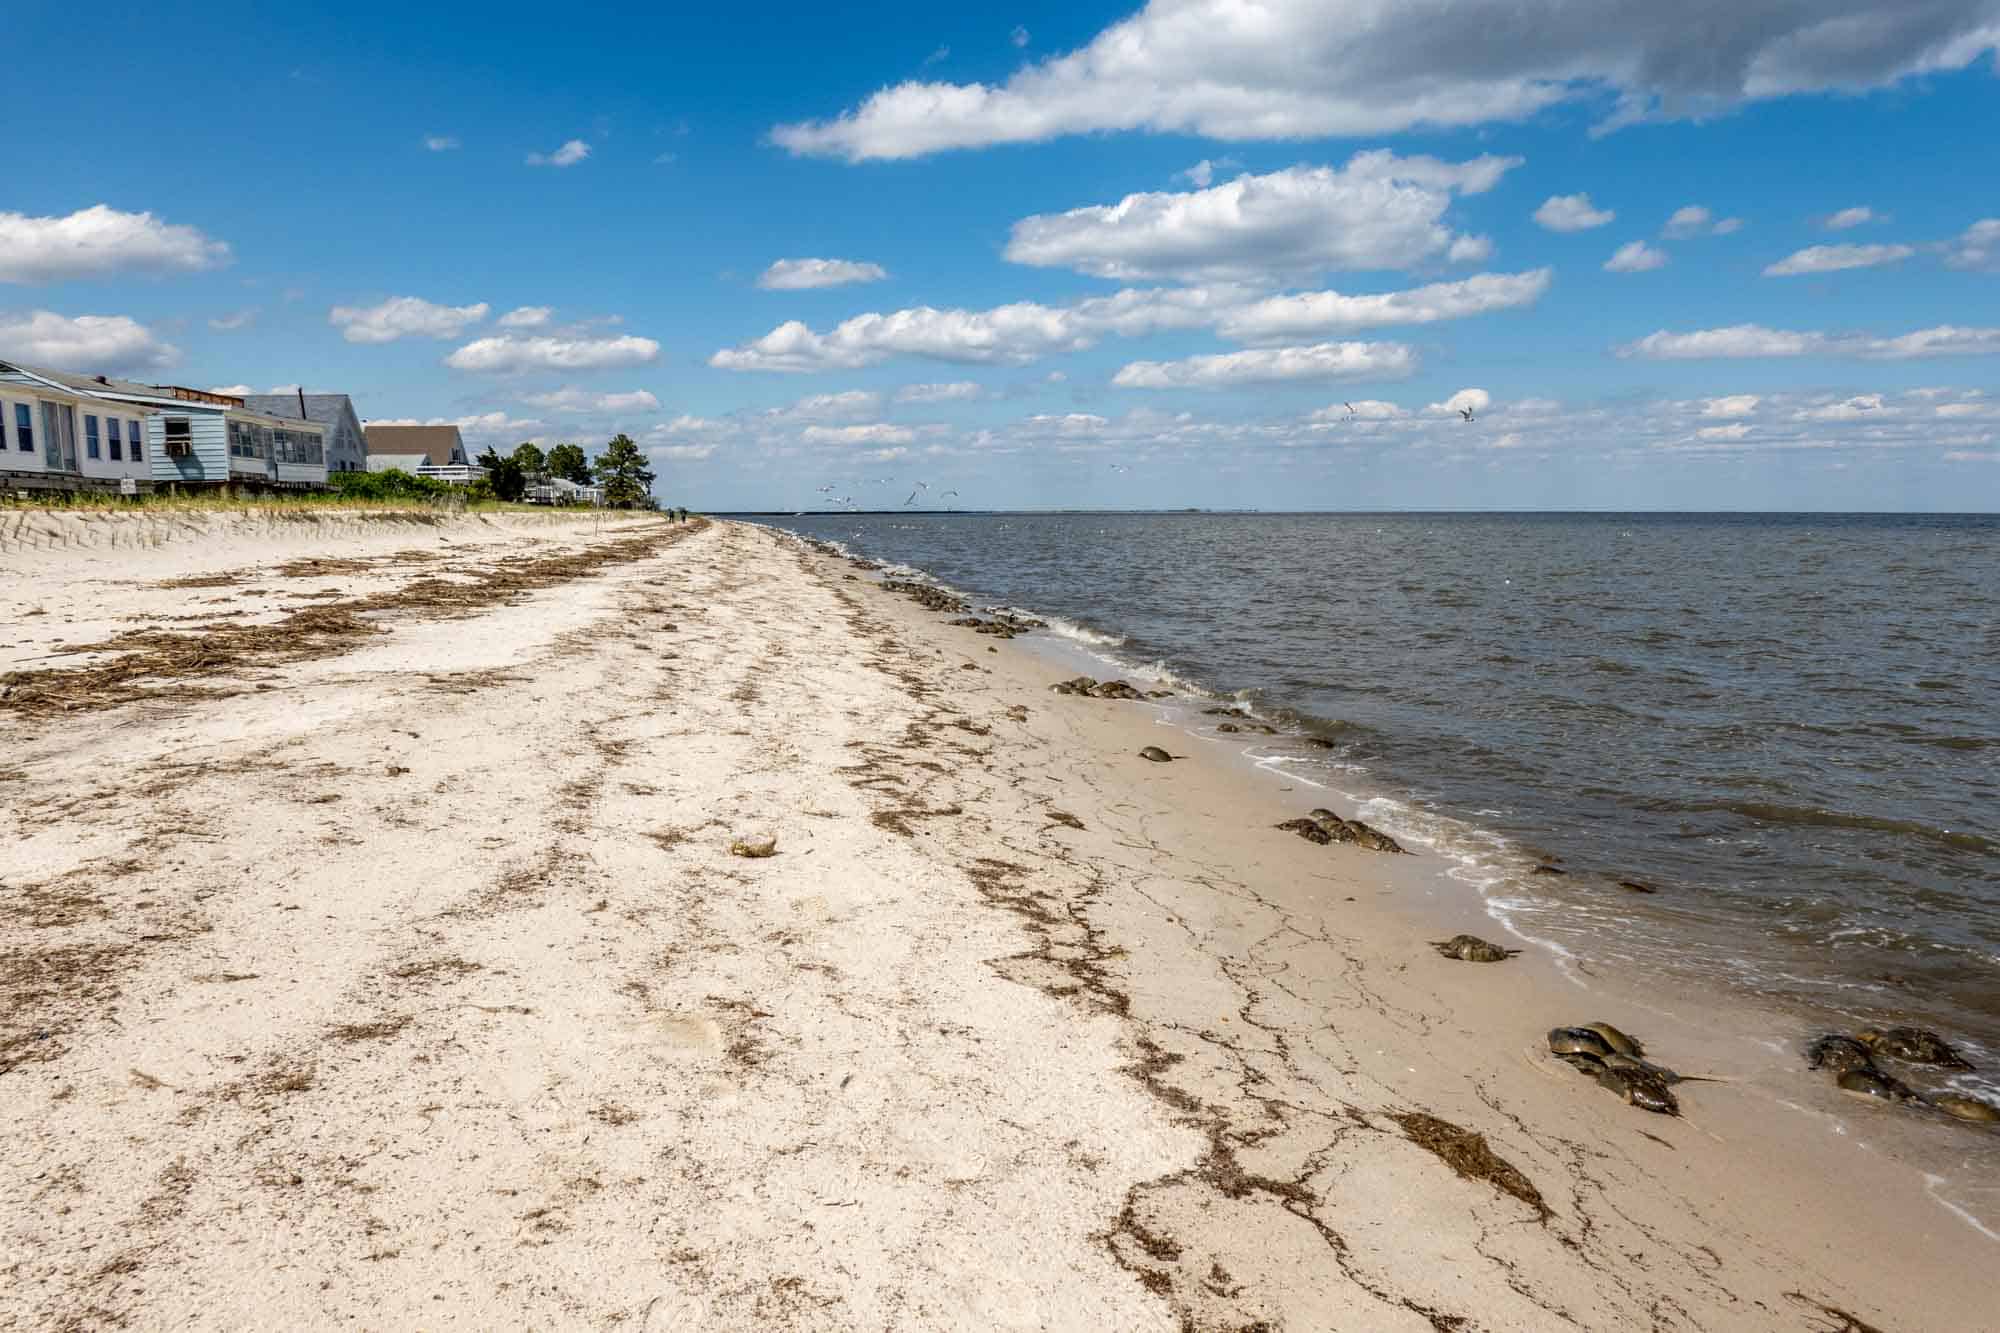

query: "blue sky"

left=5, top=0, right=1999, bottom=509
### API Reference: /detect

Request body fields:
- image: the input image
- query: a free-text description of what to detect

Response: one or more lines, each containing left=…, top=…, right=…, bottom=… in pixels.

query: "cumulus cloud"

left=373, top=411, right=547, bottom=444
left=1944, top=218, right=2000, bottom=271
left=767, top=389, right=884, bottom=419
left=895, top=380, right=983, bottom=403
left=1825, top=206, right=1878, bottom=229
left=712, top=303, right=1094, bottom=372
left=207, top=308, right=257, bottom=332
left=0, top=310, right=178, bottom=372
left=1309, top=398, right=1406, bottom=421
left=801, top=423, right=918, bottom=445
left=1174, top=158, right=1241, bottom=188
left=1426, top=387, right=1492, bottom=417
left=770, top=1, right=2000, bottom=161
left=1763, top=243, right=1914, bottom=276
left=1619, top=323, right=2000, bottom=360
left=650, top=443, right=717, bottom=460
left=1004, top=153, right=1520, bottom=282
left=208, top=385, right=253, bottom=397
left=0, top=205, right=231, bottom=284
left=1010, top=25, right=1029, bottom=48
left=1794, top=393, right=1884, bottom=421
left=1663, top=204, right=1744, bottom=238
left=712, top=270, right=1534, bottom=373
left=527, top=139, right=591, bottom=168
left=330, top=295, right=490, bottom=344
left=1533, top=193, right=1615, bottom=232
left=521, top=386, right=661, bottom=413
left=1216, top=269, right=1551, bottom=342
left=445, top=333, right=662, bottom=372
left=1112, top=341, right=1416, bottom=389
left=1702, top=394, right=1761, bottom=418
left=757, top=258, right=890, bottom=290
left=424, top=134, right=460, bottom=152
left=1604, top=240, right=1668, bottom=272
left=498, top=305, right=553, bottom=328
left=1696, top=423, right=1754, bottom=440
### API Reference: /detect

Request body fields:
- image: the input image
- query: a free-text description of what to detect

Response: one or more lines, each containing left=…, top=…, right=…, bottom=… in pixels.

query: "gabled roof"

left=241, top=393, right=359, bottom=428
left=363, top=424, right=465, bottom=465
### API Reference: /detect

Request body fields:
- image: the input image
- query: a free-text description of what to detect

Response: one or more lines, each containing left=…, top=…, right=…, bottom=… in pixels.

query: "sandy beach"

left=1, top=510, right=1990, bottom=1330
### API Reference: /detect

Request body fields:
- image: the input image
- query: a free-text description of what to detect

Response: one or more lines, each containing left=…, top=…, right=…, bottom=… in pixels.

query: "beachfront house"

left=0, top=360, right=157, bottom=494
left=10, top=372, right=328, bottom=490
left=524, top=476, right=606, bottom=506
left=242, top=393, right=368, bottom=473
left=362, top=424, right=486, bottom=483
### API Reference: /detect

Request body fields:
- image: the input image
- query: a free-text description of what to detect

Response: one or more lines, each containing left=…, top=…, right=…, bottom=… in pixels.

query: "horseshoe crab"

left=1857, top=1027, right=1975, bottom=1071
left=1548, top=1027, right=1614, bottom=1059
left=1804, top=1035, right=1877, bottom=1076
left=1837, top=1068, right=1923, bottom=1103
left=1931, top=1093, right=2000, bottom=1124
left=1139, top=746, right=1173, bottom=763
left=1581, top=1022, right=1645, bottom=1058
left=1431, top=934, right=1519, bottom=963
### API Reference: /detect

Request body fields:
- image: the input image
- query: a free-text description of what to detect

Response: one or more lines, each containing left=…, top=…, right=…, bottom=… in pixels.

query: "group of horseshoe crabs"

left=1807, top=1028, right=1998, bottom=1123
left=1545, top=1023, right=1703, bottom=1116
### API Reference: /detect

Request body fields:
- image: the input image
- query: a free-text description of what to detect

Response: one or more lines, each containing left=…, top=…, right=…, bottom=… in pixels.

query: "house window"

left=130, top=420, right=143, bottom=462
left=108, top=418, right=123, bottom=461
left=15, top=403, right=32, bottom=452
left=163, top=418, right=193, bottom=456
left=85, top=414, right=101, bottom=459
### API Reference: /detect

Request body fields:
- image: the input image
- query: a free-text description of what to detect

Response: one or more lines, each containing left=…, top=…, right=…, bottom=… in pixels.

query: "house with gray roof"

left=242, top=393, right=367, bottom=473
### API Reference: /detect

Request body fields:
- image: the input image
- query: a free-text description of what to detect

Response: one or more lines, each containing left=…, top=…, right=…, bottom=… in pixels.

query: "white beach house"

left=22, top=374, right=329, bottom=490
left=0, top=360, right=157, bottom=493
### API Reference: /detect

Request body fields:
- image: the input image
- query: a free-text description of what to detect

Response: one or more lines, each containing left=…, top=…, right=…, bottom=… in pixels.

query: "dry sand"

left=0, top=510, right=1989, bottom=1330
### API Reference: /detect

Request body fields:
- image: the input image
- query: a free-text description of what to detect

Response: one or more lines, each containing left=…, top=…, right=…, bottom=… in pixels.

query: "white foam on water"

left=1038, top=614, right=1127, bottom=649
left=1924, top=1174, right=2000, bottom=1242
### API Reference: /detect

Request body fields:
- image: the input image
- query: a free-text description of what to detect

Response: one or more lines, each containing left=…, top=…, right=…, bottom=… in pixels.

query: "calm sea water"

left=758, top=512, right=2000, bottom=1068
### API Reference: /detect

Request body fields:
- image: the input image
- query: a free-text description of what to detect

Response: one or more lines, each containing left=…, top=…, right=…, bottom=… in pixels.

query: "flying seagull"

left=903, top=489, right=919, bottom=506
left=1344, top=401, right=1356, bottom=417
left=1459, top=406, right=1476, bottom=423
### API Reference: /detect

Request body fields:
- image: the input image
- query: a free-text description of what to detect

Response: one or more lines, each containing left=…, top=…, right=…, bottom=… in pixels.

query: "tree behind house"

left=593, top=434, right=655, bottom=507
left=475, top=446, right=527, bottom=501
left=546, top=442, right=592, bottom=485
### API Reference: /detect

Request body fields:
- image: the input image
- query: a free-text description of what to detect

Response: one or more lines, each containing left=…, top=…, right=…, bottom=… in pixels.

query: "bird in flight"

left=1459, top=405, right=1476, bottom=423
left=903, top=489, right=919, bottom=506
left=815, top=483, right=835, bottom=493
left=1344, top=401, right=1356, bottom=417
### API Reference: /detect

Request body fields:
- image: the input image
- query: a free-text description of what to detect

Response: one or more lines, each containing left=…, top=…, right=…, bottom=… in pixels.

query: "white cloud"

left=0, top=205, right=231, bottom=284
left=801, top=423, right=918, bottom=445
left=767, top=389, right=884, bottom=419
left=712, top=303, right=1092, bottom=372
left=924, top=46, right=950, bottom=67
left=1619, top=324, right=2000, bottom=361
left=1005, top=153, right=1520, bottom=282
left=650, top=443, right=717, bottom=460
left=895, top=380, right=983, bottom=403
left=424, top=134, right=460, bottom=152
left=1697, top=423, right=1754, bottom=440
left=1944, top=218, right=2000, bottom=271
left=1309, top=398, right=1405, bottom=421
left=1663, top=205, right=1712, bottom=238
left=757, top=258, right=890, bottom=290
left=378, top=411, right=547, bottom=444
left=0, top=310, right=178, bottom=372
left=1702, top=394, right=1761, bottom=418
left=330, top=295, right=489, bottom=344
left=1825, top=206, right=1878, bottom=229
left=527, top=139, right=591, bottom=168
left=1010, top=24, right=1030, bottom=48
left=1533, top=193, right=1615, bottom=232
left=521, top=386, right=661, bottom=413
left=1794, top=393, right=1884, bottom=421
left=770, top=1, right=2000, bottom=161
left=1426, top=387, right=1491, bottom=417
left=1174, top=158, right=1240, bottom=188
left=498, top=305, right=553, bottom=329
left=1112, top=341, right=1416, bottom=389
left=1604, top=240, right=1668, bottom=272
left=1447, top=234, right=1495, bottom=263
left=208, top=385, right=253, bottom=397
left=1216, top=269, right=1551, bottom=342
left=1763, top=243, right=1914, bottom=276
left=207, top=308, right=257, bottom=332
left=1662, top=204, right=1743, bottom=238
left=445, top=333, right=662, bottom=373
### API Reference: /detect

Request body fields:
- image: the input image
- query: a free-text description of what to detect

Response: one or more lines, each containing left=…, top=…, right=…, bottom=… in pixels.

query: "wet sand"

left=0, top=511, right=1988, bottom=1329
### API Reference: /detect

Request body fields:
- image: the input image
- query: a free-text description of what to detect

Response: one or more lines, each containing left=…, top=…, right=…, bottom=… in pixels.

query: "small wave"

left=1665, top=800, right=1995, bottom=854
left=1038, top=614, right=1127, bottom=649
